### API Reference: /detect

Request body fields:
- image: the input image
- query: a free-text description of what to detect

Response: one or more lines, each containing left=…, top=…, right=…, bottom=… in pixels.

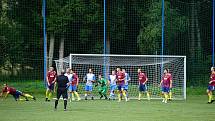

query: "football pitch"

left=0, top=95, right=214, bottom=121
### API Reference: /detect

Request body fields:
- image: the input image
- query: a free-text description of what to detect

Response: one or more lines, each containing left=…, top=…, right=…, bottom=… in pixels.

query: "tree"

left=137, top=0, right=188, bottom=55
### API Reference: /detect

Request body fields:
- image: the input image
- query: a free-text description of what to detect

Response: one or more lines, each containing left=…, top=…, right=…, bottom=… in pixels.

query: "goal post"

left=55, top=54, right=186, bottom=100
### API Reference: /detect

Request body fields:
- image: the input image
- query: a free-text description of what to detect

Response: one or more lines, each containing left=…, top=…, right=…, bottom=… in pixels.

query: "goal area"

left=55, top=54, right=186, bottom=100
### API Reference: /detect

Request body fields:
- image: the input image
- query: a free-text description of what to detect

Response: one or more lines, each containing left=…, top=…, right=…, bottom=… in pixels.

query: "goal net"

left=55, top=54, right=186, bottom=100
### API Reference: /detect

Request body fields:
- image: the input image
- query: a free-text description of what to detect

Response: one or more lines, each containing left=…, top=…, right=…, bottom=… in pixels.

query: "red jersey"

left=116, top=71, right=125, bottom=85
left=47, top=71, right=56, bottom=83
left=2, top=86, right=17, bottom=95
left=162, top=73, right=172, bottom=87
left=209, top=72, right=215, bottom=86
left=138, top=72, right=147, bottom=84
left=71, top=73, right=78, bottom=86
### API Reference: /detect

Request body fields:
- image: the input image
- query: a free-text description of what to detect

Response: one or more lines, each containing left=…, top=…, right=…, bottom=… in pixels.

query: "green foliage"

left=47, top=0, right=103, bottom=54
left=137, top=0, right=188, bottom=55
left=0, top=0, right=213, bottom=87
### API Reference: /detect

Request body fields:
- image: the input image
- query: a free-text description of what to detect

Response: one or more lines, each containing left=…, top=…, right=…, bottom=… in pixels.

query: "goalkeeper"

left=96, top=74, right=108, bottom=99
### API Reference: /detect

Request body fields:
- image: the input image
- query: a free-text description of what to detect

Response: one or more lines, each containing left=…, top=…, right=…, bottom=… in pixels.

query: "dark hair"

left=89, top=68, right=93, bottom=71
left=164, top=68, right=169, bottom=73
left=117, top=67, right=121, bottom=70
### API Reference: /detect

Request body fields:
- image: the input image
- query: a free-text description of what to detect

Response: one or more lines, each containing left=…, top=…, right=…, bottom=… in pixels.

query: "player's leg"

left=109, top=85, right=113, bottom=100
left=168, top=88, right=173, bottom=100
left=15, top=91, right=29, bottom=101
left=49, top=84, right=55, bottom=101
left=161, top=87, right=165, bottom=102
left=124, top=85, right=129, bottom=100
left=138, top=85, right=143, bottom=100
left=12, top=93, right=20, bottom=101
left=207, top=85, right=214, bottom=103
left=55, top=88, right=62, bottom=110
left=71, top=86, right=75, bottom=101
left=164, top=92, right=168, bottom=103
left=163, top=87, right=169, bottom=103
left=211, top=86, right=215, bottom=102
left=73, top=86, right=81, bottom=101
left=71, top=92, right=75, bottom=100
left=144, top=85, right=150, bottom=100
left=74, top=91, right=81, bottom=101
left=22, top=93, right=36, bottom=101
left=46, top=84, right=54, bottom=101
left=117, top=85, right=122, bottom=102
left=99, top=88, right=103, bottom=99
left=68, top=85, right=72, bottom=102
left=62, top=88, right=68, bottom=111
left=89, top=86, right=94, bottom=100
left=112, top=85, right=116, bottom=100
left=102, top=87, right=108, bottom=99
left=109, top=85, right=115, bottom=100
left=84, top=85, right=89, bottom=100
left=121, top=87, right=128, bottom=102
left=45, top=87, right=50, bottom=101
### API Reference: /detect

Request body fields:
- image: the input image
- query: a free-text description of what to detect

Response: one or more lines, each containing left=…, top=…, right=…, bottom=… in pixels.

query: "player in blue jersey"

left=122, top=69, right=131, bottom=100
left=84, top=68, right=96, bottom=100
left=108, top=70, right=117, bottom=100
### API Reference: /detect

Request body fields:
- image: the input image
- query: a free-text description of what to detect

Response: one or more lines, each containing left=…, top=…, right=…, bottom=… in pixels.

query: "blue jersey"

left=108, top=75, right=116, bottom=86
left=84, top=73, right=96, bottom=86
left=64, top=73, right=73, bottom=82
left=124, top=73, right=130, bottom=86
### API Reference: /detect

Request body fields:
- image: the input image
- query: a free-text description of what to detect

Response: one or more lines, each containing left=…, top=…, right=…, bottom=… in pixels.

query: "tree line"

left=0, top=0, right=213, bottom=85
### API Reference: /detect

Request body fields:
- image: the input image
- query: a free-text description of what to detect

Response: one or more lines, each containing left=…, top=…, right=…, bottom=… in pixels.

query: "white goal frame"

left=67, top=54, right=186, bottom=100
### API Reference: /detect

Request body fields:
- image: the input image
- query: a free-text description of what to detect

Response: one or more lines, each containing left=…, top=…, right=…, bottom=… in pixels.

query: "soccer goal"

left=55, top=54, right=186, bottom=100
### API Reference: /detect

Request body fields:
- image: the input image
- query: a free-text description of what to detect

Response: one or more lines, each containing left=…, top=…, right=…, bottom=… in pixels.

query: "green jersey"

left=98, top=78, right=107, bottom=94
left=98, top=78, right=107, bottom=87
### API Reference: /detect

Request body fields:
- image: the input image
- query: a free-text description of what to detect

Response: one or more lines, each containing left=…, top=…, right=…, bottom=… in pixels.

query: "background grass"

left=0, top=80, right=213, bottom=121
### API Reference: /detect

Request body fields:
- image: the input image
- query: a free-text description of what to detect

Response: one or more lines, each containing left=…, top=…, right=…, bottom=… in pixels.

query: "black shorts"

left=56, top=88, right=68, bottom=100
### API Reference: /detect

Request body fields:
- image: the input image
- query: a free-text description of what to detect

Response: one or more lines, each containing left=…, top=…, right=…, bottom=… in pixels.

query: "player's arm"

left=128, top=75, right=131, bottom=82
left=92, top=75, right=96, bottom=83
left=108, top=76, right=111, bottom=85
left=159, top=80, right=163, bottom=87
left=0, top=92, right=4, bottom=97
left=143, top=77, right=148, bottom=85
left=209, top=79, right=215, bottom=84
left=170, top=80, right=173, bottom=88
left=123, top=74, right=126, bottom=82
left=66, top=77, right=70, bottom=86
left=46, top=75, right=50, bottom=86
left=52, top=77, right=56, bottom=84
left=3, top=91, right=9, bottom=99
left=83, top=75, right=87, bottom=83
left=76, top=76, right=79, bottom=86
left=54, top=78, right=57, bottom=93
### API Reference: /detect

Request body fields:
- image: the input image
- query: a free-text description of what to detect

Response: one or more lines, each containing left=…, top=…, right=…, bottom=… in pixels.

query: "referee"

left=54, top=70, right=70, bottom=111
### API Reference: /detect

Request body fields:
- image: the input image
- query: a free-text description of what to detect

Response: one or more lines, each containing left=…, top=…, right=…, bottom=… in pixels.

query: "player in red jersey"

left=138, top=69, right=150, bottom=101
left=45, top=66, right=57, bottom=101
left=0, top=84, right=36, bottom=101
left=116, top=67, right=128, bottom=102
left=160, top=68, right=172, bottom=103
left=68, top=69, right=81, bottom=102
left=207, top=67, right=215, bottom=104
left=166, top=69, right=173, bottom=100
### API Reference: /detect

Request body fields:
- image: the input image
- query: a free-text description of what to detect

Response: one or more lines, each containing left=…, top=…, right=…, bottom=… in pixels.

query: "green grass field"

left=0, top=81, right=213, bottom=121
left=0, top=95, right=214, bottom=121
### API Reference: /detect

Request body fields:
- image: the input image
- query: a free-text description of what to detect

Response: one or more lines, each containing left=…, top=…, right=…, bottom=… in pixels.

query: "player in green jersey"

left=97, top=74, right=108, bottom=99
